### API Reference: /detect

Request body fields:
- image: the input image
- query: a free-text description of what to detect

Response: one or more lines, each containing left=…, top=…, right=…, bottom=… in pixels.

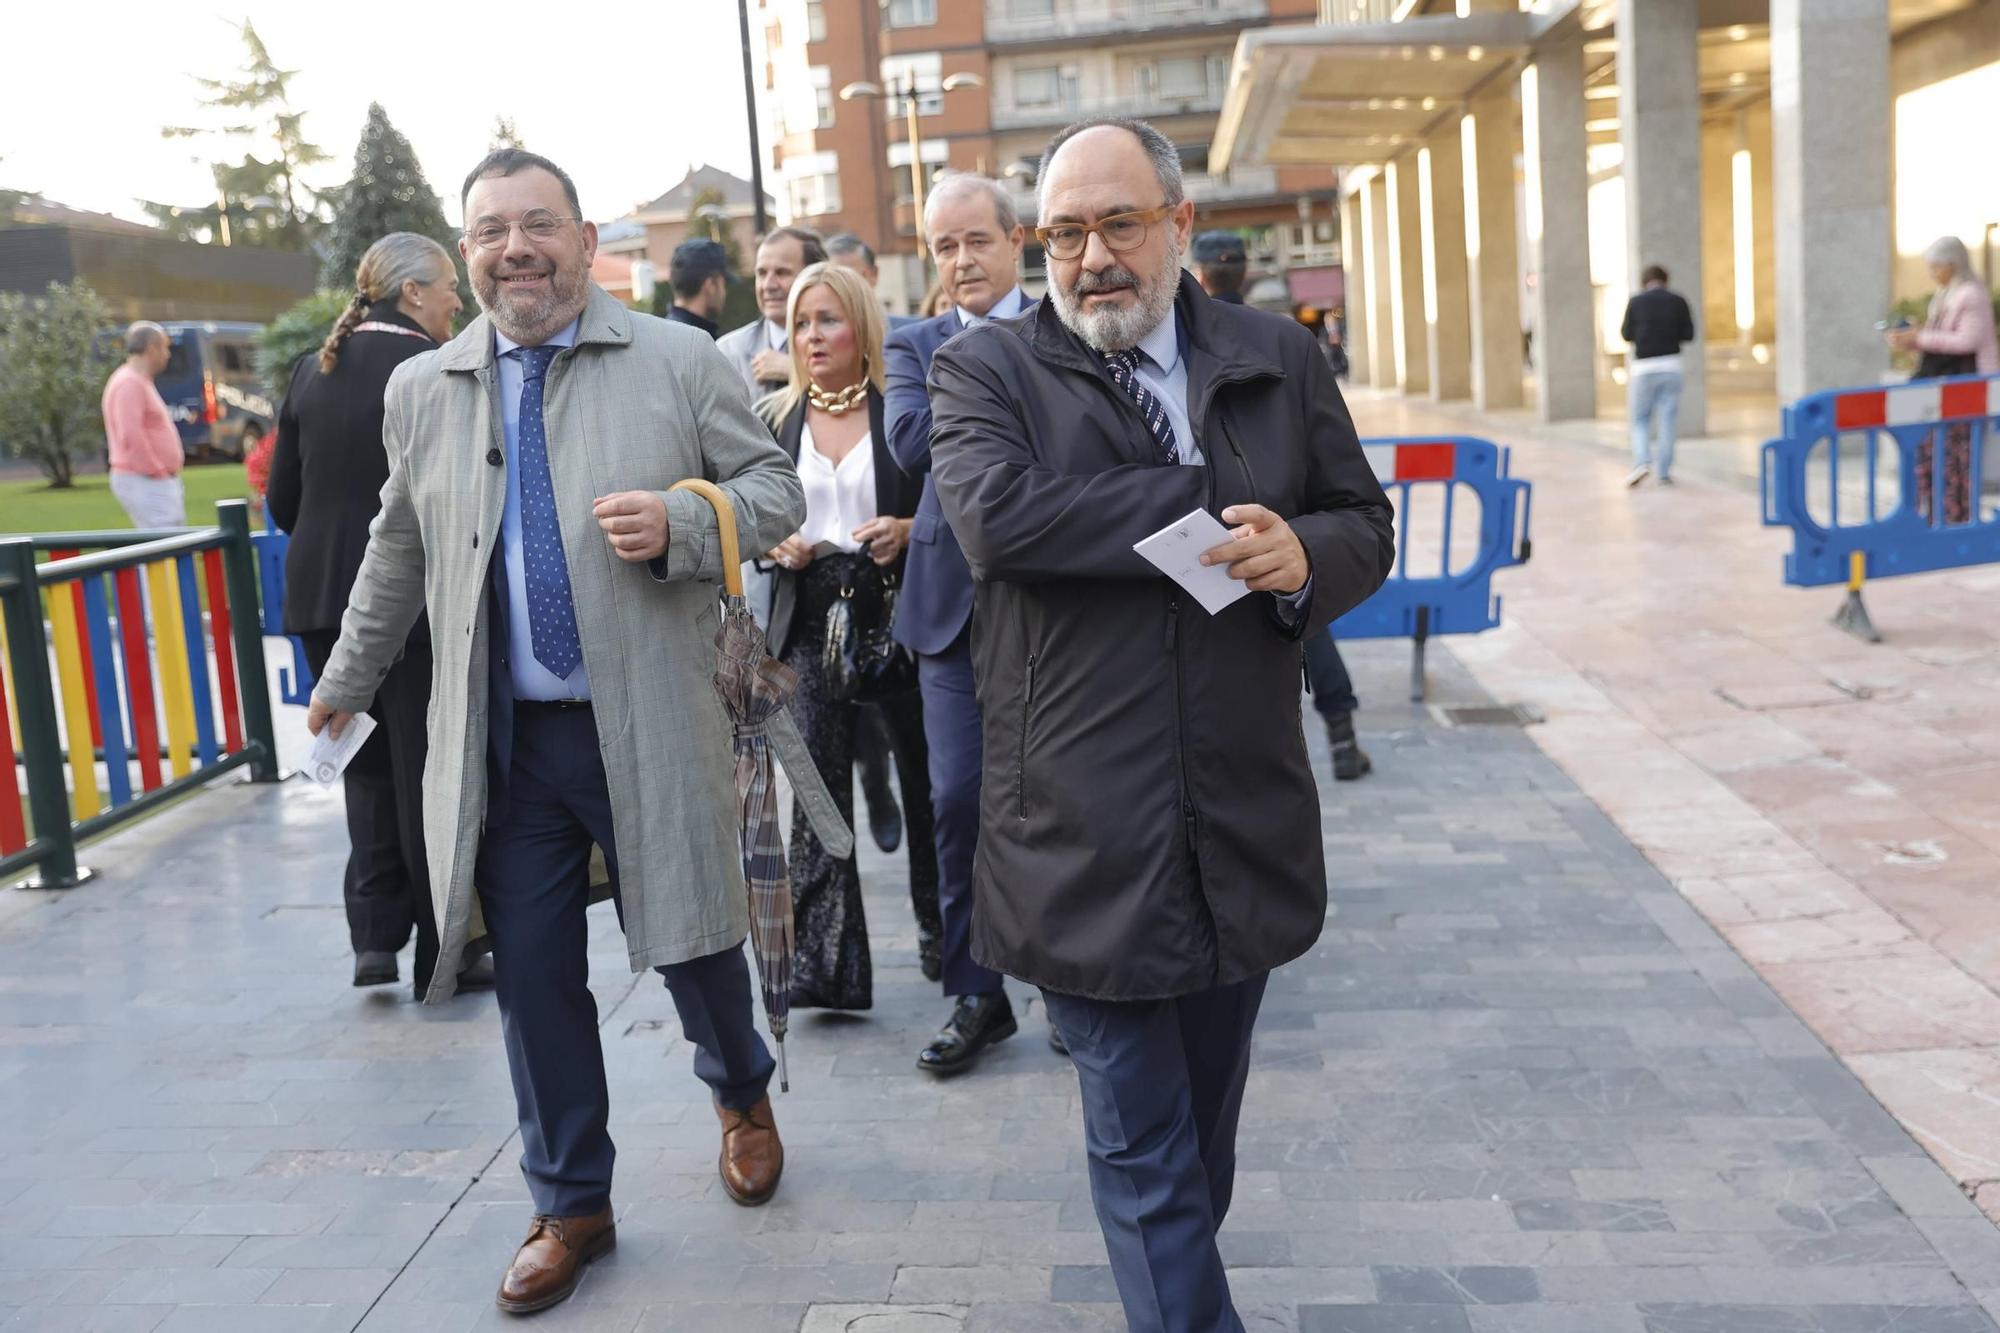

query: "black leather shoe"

left=868, top=802, right=903, bottom=855
left=1326, top=711, right=1373, bottom=782
left=455, top=957, right=496, bottom=992
left=917, top=928, right=942, bottom=983
left=917, top=994, right=1017, bottom=1077
left=353, top=951, right=397, bottom=987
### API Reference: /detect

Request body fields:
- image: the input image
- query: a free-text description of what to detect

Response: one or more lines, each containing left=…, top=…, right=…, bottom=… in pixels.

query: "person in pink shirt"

left=100, top=322, right=187, bottom=528
left=1887, top=236, right=1999, bottom=525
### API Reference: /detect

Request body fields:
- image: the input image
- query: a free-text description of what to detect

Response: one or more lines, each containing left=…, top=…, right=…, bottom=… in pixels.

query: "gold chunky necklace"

left=806, top=381, right=869, bottom=416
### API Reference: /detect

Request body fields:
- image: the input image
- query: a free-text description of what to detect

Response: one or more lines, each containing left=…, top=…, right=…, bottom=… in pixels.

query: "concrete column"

left=1464, top=91, right=1524, bottom=410
left=1388, top=155, right=1431, bottom=395
left=1772, top=0, right=1890, bottom=398
left=1421, top=126, right=1473, bottom=401
left=1618, top=0, right=1706, bottom=432
left=1524, top=17, right=1598, bottom=421
left=1365, top=173, right=1397, bottom=388
left=1341, top=187, right=1372, bottom=386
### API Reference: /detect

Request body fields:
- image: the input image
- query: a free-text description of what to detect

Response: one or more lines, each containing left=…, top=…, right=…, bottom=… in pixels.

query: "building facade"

left=755, top=0, right=1341, bottom=313
left=593, top=165, right=777, bottom=308
left=1214, top=0, right=2000, bottom=421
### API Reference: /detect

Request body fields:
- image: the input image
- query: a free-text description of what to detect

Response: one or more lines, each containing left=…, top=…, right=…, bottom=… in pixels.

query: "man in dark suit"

left=663, top=238, right=728, bottom=338
left=883, top=173, right=1038, bottom=1075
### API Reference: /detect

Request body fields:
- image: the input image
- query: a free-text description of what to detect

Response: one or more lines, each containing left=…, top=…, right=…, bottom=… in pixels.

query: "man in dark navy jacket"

left=883, top=173, right=1040, bottom=1076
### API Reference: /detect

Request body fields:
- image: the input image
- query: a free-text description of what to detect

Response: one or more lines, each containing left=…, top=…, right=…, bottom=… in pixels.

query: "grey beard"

left=1052, top=248, right=1182, bottom=353
left=476, top=264, right=587, bottom=345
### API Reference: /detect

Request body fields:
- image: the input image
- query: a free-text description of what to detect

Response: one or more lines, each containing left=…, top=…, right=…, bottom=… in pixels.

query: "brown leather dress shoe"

left=494, top=1207, right=615, bottom=1314
left=716, top=1095, right=784, bottom=1206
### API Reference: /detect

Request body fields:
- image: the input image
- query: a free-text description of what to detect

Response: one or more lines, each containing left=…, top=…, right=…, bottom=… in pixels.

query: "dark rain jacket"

left=929, top=274, right=1396, bottom=1000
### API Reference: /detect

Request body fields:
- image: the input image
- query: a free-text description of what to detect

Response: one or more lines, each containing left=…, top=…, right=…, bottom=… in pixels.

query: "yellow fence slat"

left=145, top=561, right=195, bottom=780
left=44, top=586, right=101, bottom=821
left=0, top=613, right=19, bottom=743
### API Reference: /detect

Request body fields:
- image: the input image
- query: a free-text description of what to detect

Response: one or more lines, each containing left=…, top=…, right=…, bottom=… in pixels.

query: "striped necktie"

left=1102, top=348, right=1180, bottom=465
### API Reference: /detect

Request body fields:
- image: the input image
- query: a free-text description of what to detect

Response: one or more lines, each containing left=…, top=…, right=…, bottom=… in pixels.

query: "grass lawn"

left=0, top=465, right=265, bottom=537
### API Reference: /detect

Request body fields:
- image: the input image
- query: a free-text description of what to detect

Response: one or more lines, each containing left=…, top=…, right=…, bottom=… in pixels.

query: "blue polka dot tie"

left=1102, top=348, right=1180, bottom=465
left=512, top=345, right=583, bottom=679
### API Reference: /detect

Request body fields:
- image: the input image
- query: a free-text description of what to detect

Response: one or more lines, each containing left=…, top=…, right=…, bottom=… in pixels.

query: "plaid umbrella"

left=670, top=480, right=853, bottom=1092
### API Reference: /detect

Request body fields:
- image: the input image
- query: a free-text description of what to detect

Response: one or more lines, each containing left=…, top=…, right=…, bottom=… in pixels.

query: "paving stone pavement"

left=4, top=641, right=2000, bottom=1332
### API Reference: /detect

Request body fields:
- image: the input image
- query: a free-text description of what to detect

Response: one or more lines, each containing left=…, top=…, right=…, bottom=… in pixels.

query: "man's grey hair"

left=124, top=321, right=167, bottom=356
left=923, top=173, right=1020, bottom=238
left=1036, top=117, right=1185, bottom=216
left=825, top=232, right=876, bottom=268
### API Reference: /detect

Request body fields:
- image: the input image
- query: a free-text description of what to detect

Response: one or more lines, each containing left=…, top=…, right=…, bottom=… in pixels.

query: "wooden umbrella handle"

left=667, top=478, right=742, bottom=598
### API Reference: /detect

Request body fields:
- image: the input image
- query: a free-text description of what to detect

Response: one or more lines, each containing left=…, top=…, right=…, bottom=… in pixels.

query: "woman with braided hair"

left=266, top=233, right=485, bottom=999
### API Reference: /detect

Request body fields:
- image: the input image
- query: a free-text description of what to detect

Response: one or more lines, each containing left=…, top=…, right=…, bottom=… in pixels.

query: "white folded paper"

left=304, top=713, right=378, bottom=787
left=1133, top=508, right=1253, bottom=616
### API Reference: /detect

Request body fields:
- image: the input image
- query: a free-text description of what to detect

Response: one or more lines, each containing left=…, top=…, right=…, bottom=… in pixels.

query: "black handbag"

left=822, top=555, right=918, bottom=704
left=1915, top=349, right=1977, bottom=380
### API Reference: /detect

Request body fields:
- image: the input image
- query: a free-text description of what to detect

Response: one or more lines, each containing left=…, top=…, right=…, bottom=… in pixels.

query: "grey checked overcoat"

left=314, top=285, right=807, bottom=1002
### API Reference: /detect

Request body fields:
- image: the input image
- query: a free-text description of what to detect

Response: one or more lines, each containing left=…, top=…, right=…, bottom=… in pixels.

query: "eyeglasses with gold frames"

left=1033, top=205, right=1174, bottom=262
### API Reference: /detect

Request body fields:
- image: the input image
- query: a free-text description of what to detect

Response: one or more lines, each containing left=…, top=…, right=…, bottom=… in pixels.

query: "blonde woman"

left=266, top=232, right=471, bottom=998
left=758, top=263, right=939, bottom=1011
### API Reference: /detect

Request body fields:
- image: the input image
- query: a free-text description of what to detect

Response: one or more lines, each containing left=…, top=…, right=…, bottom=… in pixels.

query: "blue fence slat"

left=79, top=575, right=132, bottom=807
left=250, top=530, right=314, bottom=706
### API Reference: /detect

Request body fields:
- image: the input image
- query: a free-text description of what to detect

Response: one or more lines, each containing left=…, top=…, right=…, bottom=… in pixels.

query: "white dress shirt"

left=494, top=317, right=590, bottom=701
left=797, top=422, right=878, bottom=554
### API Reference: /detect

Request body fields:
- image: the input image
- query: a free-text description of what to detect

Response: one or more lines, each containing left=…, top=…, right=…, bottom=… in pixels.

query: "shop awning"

left=1285, top=266, right=1343, bottom=309
left=1211, top=11, right=1562, bottom=174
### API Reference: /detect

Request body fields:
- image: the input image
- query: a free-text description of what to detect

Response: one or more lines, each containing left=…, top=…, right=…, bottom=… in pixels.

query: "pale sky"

left=3, top=1, right=758, bottom=228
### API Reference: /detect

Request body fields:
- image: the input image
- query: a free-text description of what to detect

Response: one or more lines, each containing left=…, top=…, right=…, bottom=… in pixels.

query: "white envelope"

left=1132, top=508, right=1253, bottom=616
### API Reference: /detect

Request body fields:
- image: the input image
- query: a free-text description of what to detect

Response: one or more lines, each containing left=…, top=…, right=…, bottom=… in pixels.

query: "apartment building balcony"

left=985, top=0, right=1268, bottom=47
left=991, top=88, right=1226, bottom=131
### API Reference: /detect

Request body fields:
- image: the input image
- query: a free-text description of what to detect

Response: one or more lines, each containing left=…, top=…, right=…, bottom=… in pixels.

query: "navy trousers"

left=1042, top=974, right=1269, bottom=1333
left=1303, top=631, right=1358, bottom=719
left=476, top=703, right=775, bottom=1217
left=918, top=637, right=1003, bottom=997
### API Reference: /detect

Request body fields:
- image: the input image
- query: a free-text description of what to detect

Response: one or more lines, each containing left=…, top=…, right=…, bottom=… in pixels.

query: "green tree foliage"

left=491, top=116, right=526, bottom=151
left=320, top=103, right=458, bottom=289
left=0, top=283, right=115, bottom=489
left=255, top=289, right=351, bottom=387
left=144, top=21, right=329, bottom=249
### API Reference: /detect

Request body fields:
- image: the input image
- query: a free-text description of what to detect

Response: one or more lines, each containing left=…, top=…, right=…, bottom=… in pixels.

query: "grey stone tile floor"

left=3, top=640, right=1999, bottom=1332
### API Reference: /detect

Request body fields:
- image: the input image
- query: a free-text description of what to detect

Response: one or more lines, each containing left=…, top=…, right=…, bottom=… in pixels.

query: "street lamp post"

left=839, top=70, right=983, bottom=277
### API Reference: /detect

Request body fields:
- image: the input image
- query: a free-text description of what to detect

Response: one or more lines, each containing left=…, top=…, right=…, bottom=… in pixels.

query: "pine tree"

left=491, top=116, right=525, bottom=151
left=319, top=103, right=456, bottom=289
left=144, top=21, right=329, bottom=249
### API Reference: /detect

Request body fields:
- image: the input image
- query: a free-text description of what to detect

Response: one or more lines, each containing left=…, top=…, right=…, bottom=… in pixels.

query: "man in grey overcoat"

left=307, top=149, right=807, bottom=1316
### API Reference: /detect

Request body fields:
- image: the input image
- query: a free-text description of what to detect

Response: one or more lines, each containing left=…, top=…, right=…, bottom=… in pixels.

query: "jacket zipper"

left=1165, top=596, right=1197, bottom=856
left=1017, top=652, right=1036, bottom=820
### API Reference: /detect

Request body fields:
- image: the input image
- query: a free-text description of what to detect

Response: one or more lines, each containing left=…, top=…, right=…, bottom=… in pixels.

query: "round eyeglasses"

left=465, top=212, right=582, bottom=250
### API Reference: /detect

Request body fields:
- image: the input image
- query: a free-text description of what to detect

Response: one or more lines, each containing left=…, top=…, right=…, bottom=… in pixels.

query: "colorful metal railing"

left=0, top=500, right=279, bottom=888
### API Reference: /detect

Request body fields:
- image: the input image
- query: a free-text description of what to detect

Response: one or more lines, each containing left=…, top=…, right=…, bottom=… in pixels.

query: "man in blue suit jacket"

left=883, top=174, right=1042, bottom=1076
